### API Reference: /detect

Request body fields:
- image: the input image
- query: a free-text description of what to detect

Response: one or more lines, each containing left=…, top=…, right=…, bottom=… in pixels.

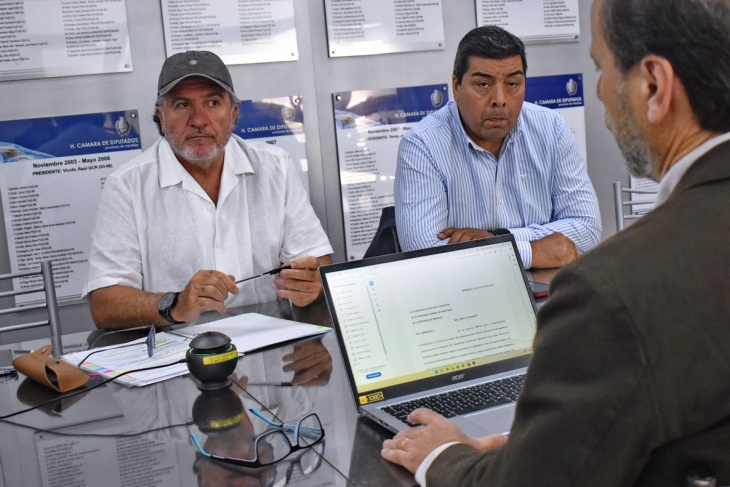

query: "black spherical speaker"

left=186, top=331, right=238, bottom=390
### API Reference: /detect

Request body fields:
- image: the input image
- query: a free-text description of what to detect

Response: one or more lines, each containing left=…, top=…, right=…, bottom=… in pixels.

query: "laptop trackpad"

left=451, top=403, right=516, bottom=437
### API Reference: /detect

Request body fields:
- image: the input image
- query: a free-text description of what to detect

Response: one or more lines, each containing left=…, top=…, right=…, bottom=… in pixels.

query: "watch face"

left=159, top=292, right=176, bottom=311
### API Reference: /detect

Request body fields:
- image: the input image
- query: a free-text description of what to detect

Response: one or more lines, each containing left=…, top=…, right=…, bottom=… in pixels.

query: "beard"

left=160, top=115, right=235, bottom=169
left=165, top=130, right=231, bottom=169
left=605, top=81, right=655, bottom=180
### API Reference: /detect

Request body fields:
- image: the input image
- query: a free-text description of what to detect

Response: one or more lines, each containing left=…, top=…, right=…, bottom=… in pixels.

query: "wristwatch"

left=491, top=228, right=511, bottom=236
left=158, top=292, right=184, bottom=325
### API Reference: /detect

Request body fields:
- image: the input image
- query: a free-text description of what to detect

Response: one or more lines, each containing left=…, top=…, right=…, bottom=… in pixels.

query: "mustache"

left=184, top=130, right=216, bottom=139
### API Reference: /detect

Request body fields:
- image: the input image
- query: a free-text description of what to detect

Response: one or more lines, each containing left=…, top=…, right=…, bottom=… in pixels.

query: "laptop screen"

left=321, top=237, right=537, bottom=396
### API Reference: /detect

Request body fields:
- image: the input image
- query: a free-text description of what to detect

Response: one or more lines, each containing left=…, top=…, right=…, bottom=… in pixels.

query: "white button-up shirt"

left=84, top=135, right=332, bottom=307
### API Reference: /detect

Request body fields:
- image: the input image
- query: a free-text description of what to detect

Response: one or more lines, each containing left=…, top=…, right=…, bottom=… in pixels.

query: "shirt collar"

left=655, top=131, right=730, bottom=205
left=158, top=138, right=184, bottom=188
left=451, top=100, right=522, bottom=154
left=224, top=134, right=256, bottom=176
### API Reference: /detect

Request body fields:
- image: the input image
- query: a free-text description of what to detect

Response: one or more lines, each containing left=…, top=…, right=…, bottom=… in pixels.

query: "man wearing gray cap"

left=84, top=51, right=333, bottom=330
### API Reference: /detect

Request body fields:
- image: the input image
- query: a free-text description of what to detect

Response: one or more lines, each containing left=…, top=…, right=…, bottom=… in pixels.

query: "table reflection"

left=190, top=372, right=328, bottom=487
left=0, top=299, right=352, bottom=486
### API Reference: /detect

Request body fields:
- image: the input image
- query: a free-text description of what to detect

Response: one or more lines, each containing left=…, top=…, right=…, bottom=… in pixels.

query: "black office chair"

left=0, top=260, right=63, bottom=357
left=363, top=206, right=401, bottom=258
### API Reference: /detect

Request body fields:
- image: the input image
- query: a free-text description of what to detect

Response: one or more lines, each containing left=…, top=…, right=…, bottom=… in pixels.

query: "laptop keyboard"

left=381, top=374, right=525, bottom=426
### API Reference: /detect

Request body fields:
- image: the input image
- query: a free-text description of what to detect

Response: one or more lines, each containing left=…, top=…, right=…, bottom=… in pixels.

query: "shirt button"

left=215, top=242, right=220, bottom=249
left=207, top=204, right=214, bottom=211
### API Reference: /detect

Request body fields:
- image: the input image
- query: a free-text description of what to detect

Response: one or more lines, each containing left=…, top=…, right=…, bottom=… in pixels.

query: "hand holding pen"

left=172, top=270, right=240, bottom=323
left=172, top=257, right=328, bottom=322
left=235, top=265, right=291, bottom=284
left=237, top=258, right=324, bottom=307
left=272, top=255, right=331, bottom=307
left=164, top=266, right=292, bottom=324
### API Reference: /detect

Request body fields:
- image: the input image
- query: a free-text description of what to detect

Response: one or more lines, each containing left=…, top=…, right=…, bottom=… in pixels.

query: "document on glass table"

left=61, top=314, right=330, bottom=387
left=62, top=333, right=194, bottom=387
left=168, top=313, right=332, bottom=354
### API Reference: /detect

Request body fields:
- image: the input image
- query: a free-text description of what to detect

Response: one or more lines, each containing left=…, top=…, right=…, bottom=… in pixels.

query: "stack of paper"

left=169, top=313, right=332, bottom=352
left=62, top=313, right=331, bottom=387
left=63, top=333, right=191, bottom=387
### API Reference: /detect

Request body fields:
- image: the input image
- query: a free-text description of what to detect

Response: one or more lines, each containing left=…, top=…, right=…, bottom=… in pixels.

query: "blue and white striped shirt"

left=395, top=100, right=601, bottom=268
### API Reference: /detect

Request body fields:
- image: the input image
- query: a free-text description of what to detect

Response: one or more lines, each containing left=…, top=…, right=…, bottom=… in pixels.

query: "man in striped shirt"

left=395, top=26, right=601, bottom=269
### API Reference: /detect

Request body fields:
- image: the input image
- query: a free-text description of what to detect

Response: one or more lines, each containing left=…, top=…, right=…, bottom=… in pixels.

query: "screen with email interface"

left=325, top=241, right=537, bottom=394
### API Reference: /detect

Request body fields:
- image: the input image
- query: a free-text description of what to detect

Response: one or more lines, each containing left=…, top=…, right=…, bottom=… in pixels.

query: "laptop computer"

left=319, top=235, right=538, bottom=437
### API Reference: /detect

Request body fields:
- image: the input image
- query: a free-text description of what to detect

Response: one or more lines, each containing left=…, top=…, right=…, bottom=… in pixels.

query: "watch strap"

left=158, top=292, right=184, bottom=325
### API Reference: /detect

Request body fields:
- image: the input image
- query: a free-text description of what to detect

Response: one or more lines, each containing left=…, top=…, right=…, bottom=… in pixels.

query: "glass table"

left=0, top=298, right=418, bottom=487
left=1, top=266, right=557, bottom=486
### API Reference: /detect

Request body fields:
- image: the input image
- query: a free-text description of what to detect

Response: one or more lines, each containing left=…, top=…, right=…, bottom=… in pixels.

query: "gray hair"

left=601, top=0, right=730, bottom=133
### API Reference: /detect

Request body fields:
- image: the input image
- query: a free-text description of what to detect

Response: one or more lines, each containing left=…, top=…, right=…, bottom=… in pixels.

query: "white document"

left=171, top=313, right=332, bottom=354
left=62, top=313, right=331, bottom=387
left=62, top=333, right=191, bottom=387
left=333, top=84, right=449, bottom=260
left=159, top=0, right=298, bottom=64
left=476, top=0, right=580, bottom=44
left=325, top=0, right=444, bottom=57
left=0, top=0, right=133, bottom=81
left=0, top=110, right=142, bottom=304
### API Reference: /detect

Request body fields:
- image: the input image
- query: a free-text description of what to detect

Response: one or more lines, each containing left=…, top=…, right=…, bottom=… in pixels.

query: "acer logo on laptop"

left=452, top=373, right=465, bottom=381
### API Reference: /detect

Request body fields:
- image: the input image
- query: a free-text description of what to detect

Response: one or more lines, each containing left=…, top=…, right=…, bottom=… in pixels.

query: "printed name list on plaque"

left=235, top=96, right=310, bottom=193
left=0, top=0, right=132, bottom=81
left=160, top=0, right=298, bottom=64
left=476, top=0, right=580, bottom=44
left=0, top=111, right=142, bottom=304
left=333, top=84, right=449, bottom=260
left=325, top=0, right=445, bottom=57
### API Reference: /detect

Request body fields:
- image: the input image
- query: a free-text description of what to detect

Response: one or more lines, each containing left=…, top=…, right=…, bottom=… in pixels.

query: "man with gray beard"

left=84, top=51, right=332, bottom=330
left=381, top=0, right=730, bottom=485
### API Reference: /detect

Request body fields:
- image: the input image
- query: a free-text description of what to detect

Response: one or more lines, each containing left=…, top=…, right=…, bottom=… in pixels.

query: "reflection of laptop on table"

left=349, top=416, right=416, bottom=486
left=320, top=235, right=537, bottom=437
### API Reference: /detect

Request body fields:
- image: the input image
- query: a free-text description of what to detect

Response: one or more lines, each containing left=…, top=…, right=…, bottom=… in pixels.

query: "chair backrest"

left=613, top=181, right=658, bottom=232
left=363, top=206, right=401, bottom=258
left=0, top=260, right=63, bottom=357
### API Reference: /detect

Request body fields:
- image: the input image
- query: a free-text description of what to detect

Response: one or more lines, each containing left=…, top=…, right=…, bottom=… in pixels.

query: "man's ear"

left=640, top=55, right=675, bottom=125
left=154, top=106, right=164, bottom=134
left=451, top=74, right=460, bottom=100
left=229, top=102, right=239, bottom=131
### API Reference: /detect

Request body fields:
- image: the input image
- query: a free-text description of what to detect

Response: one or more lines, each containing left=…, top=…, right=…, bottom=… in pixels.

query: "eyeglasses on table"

left=190, top=409, right=325, bottom=469
left=265, top=442, right=324, bottom=487
left=192, top=442, right=324, bottom=487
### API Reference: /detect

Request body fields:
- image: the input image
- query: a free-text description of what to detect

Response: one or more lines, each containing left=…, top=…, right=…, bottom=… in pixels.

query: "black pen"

left=235, top=265, right=291, bottom=284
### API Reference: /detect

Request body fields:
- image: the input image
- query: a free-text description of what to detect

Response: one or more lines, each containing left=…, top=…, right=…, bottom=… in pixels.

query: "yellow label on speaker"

left=359, top=391, right=384, bottom=404
left=209, top=413, right=243, bottom=430
left=202, top=350, right=238, bottom=365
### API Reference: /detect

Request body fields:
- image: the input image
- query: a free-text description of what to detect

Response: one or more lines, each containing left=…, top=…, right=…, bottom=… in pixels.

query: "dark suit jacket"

left=428, top=140, right=730, bottom=486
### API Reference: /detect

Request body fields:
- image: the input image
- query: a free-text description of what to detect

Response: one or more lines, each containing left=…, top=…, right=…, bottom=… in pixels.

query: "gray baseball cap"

left=157, top=51, right=235, bottom=97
